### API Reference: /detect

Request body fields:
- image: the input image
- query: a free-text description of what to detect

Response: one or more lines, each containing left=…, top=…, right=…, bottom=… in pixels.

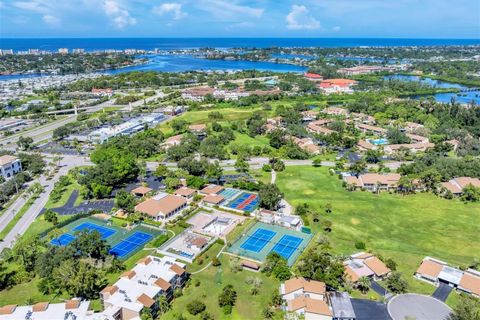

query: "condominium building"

left=0, top=155, right=22, bottom=180
left=100, top=256, right=187, bottom=320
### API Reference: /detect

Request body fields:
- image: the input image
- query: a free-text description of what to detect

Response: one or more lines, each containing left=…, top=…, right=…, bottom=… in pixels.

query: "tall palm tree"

left=358, top=276, right=371, bottom=294
left=156, top=295, right=171, bottom=316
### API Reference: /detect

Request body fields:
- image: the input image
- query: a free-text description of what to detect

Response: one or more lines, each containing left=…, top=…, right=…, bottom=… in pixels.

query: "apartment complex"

left=100, top=256, right=187, bottom=320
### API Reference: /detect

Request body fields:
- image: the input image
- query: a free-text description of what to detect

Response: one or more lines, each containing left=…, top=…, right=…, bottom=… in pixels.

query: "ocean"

left=1, top=37, right=480, bottom=51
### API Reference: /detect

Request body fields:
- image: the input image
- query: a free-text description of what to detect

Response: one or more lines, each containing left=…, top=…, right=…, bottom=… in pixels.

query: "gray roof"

left=330, top=291, right=356, bottom=319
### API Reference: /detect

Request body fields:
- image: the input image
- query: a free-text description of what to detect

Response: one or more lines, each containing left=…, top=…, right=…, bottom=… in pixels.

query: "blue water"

left=1, top=38, right=479, bottom=51
left=384, top=74, right=480, bottom=105
left=270, top=53, right=316, bottom=60
left=107, top=54, right=306, bottom=74
left=369, top=138, right=389, bottom=145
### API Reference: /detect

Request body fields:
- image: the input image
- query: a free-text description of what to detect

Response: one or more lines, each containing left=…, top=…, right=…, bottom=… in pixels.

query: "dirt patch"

left=350, top=218, right=360, bottom=225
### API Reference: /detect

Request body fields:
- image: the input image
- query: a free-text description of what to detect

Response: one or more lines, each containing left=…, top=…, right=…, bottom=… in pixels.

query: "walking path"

left=191, top=237, right=228, bottom=275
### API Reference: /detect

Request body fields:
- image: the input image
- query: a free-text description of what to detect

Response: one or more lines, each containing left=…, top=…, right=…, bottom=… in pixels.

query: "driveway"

left=351, top=298, right=391, bottom=320
left=432, top=283, right=453, bottom=302
left=370, top=280, right=393, bottom=300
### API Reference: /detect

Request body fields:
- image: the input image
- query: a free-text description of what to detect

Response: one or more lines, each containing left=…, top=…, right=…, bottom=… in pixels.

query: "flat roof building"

left=329, top=291, right=356, bottom=320
left=0, top=299, right=90, bottom=320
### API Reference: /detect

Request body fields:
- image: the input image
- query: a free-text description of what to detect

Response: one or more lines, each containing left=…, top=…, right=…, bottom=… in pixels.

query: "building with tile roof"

left=0, top=299, right=90, bottom=320
left=135, top=195, right=187, bottom=221
left=100, top=255, right=187, bottom=320
left=344, top=252, right=391, bottom=282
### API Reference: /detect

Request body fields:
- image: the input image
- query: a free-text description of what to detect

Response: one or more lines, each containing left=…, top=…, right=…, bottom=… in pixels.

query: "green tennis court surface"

left=227, top=222, right=312, bottom=266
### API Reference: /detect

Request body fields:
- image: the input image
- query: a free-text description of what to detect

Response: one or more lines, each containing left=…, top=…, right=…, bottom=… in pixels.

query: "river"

left=384, top=74, right=480, bottom=105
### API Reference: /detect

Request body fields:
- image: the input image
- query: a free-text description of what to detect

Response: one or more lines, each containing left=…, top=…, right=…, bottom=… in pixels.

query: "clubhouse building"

left=135, top=195, right=187, bottom=221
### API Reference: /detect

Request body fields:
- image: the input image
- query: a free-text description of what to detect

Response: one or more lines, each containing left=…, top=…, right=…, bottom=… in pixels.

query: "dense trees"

left=115, top=190, right=137, bottom=212
left=296, top=248, right=345, bottom=289
left=259, top=184, right=283, bottom=210
left=262, top=253, right=291, bottom=281
left=447, top=295, right=480, bottom=320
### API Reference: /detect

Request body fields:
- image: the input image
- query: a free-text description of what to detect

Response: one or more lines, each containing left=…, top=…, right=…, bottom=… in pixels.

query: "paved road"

left=0, top=164, right=69, bottom=251
left=351, top=298, right=391, bottom=320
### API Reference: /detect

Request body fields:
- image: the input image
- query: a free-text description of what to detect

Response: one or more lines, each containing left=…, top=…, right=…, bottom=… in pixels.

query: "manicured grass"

left=276, top=166, right=480, bottom=303
left=162, top=255, right=283, bottom=320
left=158, top=107, right=262, bottom=135
left=229, top=132, right=271, bottom=148
left=44, top=178, right=83, bottom=209
left=0, top=276, right=69, bottom=306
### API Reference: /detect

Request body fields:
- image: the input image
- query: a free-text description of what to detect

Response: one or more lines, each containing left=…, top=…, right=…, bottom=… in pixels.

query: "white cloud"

left=199, top=0, right=263, bottom=20
left=13, top=0, right=49, bottom=13
left=103, top=0, right=136, bottom=28
left=286, top=5, right=320, bottom=30
left=153, top=3, right=187, bottom=20
left=42, top=14, right=60, bottom=26
left=332, top=26, right=341, bottom=31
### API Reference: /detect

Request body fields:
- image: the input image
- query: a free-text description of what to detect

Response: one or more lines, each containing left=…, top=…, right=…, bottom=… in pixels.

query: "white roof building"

left=0, top=300, right=91, bottom=320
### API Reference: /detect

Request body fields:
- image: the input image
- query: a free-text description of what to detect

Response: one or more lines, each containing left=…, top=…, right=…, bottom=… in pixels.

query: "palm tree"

left=156, top=295, right=170, bottom=316
left=358, top=276, right=371, bottom=294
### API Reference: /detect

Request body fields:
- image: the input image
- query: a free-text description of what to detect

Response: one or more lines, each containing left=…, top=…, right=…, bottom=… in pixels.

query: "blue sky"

left=0, top=0, right=479, bottom=38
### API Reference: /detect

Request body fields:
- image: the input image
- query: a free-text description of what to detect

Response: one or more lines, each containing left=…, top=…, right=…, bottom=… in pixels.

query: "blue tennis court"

left=72, top=222, right=116, bottom=239
left=240, top=228, right=276, bottom=252
left=227, top=192, right=259, bottom=212
left=271, top=235, right=304, bottom=259
left=50, top=233, right=75, bottom=246
left=109, top=231, right=153, bottom=258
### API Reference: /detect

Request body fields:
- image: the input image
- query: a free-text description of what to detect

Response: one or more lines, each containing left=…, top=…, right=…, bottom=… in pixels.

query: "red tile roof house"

left=355, top=123, right=387, bottom=135
left=290, top=136, right=321, bottom=155
left=344, top=252, right=391, bottom=283
left=440, top=177, right=480, bottom=196
left=343, top=173, right=401, bottom=192
left=188, top=123, right=207, bottom=134
left=304, top=72, right=324, bottom=82
left=306, top=119, right=335, bottom=135
left=135, top=195, right=187, bottom=222
left=320, top=107, right=349, bottom=117
left=415, top=257, right=480, bottom=298
left=279, top=277, right=333, bottom=320
left=383, top=142, right=435, bottom=154
left=202, top=194, right=225, bottom=207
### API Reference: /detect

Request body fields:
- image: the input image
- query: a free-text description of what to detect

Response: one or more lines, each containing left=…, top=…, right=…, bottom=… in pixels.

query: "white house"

left=0, top=155, right=22, bottom=180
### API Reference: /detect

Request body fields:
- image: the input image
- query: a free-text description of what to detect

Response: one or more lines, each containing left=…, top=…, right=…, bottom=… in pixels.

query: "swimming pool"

left=369, top=138, right=389, bottom=145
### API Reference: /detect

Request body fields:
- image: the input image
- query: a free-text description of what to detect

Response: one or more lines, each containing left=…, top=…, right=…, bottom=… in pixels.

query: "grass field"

left=162, top=255, right=282, bottom=320
left=276, top=166, right=480, bottom=299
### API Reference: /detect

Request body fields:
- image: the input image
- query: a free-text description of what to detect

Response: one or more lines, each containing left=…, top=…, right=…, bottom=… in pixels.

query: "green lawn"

left=44, top=177, right=83, bottom=209
left=162, top=255, right=282, bottom=320
left=276, top=166, right=480, bottom=302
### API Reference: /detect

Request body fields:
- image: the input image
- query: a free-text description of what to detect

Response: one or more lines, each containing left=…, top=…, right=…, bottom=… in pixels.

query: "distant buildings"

left=58, top=48, right=69, bottom=54
left=0, top=155, right=22, bottom=180
left=441, top=177, right=480, bottom=196
left=0, top=299, right=91, bottom=320
left=338, top=65, right=394, bottom=76
left=318, top=79, right=358, bottom=95
left=415, top=257, right=480, bottom=298
left=344, top=252, right=391, bottom=282
left=100, top=255, right=187, bottom=319
left=304, top=73, right=324, bottom=82
left=91, top=88, right=113, bottom=97
left=72, top=48, right=85, bottom=54
left=88, top=113, right=164, bottom=144
left=344, top=173, right=401, bottom=193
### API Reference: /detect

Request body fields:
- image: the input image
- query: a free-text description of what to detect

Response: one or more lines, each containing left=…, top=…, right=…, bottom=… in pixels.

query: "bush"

left=187, top=300, right=206, bottom=315
left=212, top=257, right=221, bottom=267
left=222, top=305, right=232, bottom=315
left=355, top=241, right=366, bottom=250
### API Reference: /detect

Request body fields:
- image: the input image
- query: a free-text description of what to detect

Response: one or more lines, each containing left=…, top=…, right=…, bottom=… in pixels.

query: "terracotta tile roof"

left=121, top=270, right=136, bottom=279
left=288, top=297, right=332, bottom=316
left=416, top=259, right=444, bottom=278
left=284, top=277, right=326, bottom=295
left=203, top=194, right=225, bottom=204
left=358, top=140, right=375, bottom=150
left=135, top=195, right=187, bottom=217
left=32, top=302, right=49, bottom=312
left=344, top=265, right=360, bottom=282
left=0, top=305, right=17, bottom=315
left=454, top=177, right=480, bottom=189
left=137, top=256, right=152, bottom=265
left=441, top=181, right=462, bottom=194
left=154, top=278, right=172, bottom=291
left=364, top=256, right=391, bottom=276
left=164, top=134, right=183, bottom=145
left=170, top=263, right=186, bottom=275
left=174, top=187, right=196, bottom=197
left=360, top=173, right=401, bottom=185
left=131, top=186, right=152, bottom=195
left=459, top=271, right=480, bottom=296
left=101, top=285, right=119, bottom=295
left=322, top=107, right=349, bottom=115
left=356, top=123, right=387, bottom=133
left=344, top=175, right=361, bottom=187
left=304, top=73, right=323, bottom=79
left=65, top=299, right=81, bottom=310
left=0, top=155, right=17, bottom=166
left=241, top=260, right=260, bottom=270
left=136, top=293, right=155, bottom=308
left=200, top=184, right=224, bottom=195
